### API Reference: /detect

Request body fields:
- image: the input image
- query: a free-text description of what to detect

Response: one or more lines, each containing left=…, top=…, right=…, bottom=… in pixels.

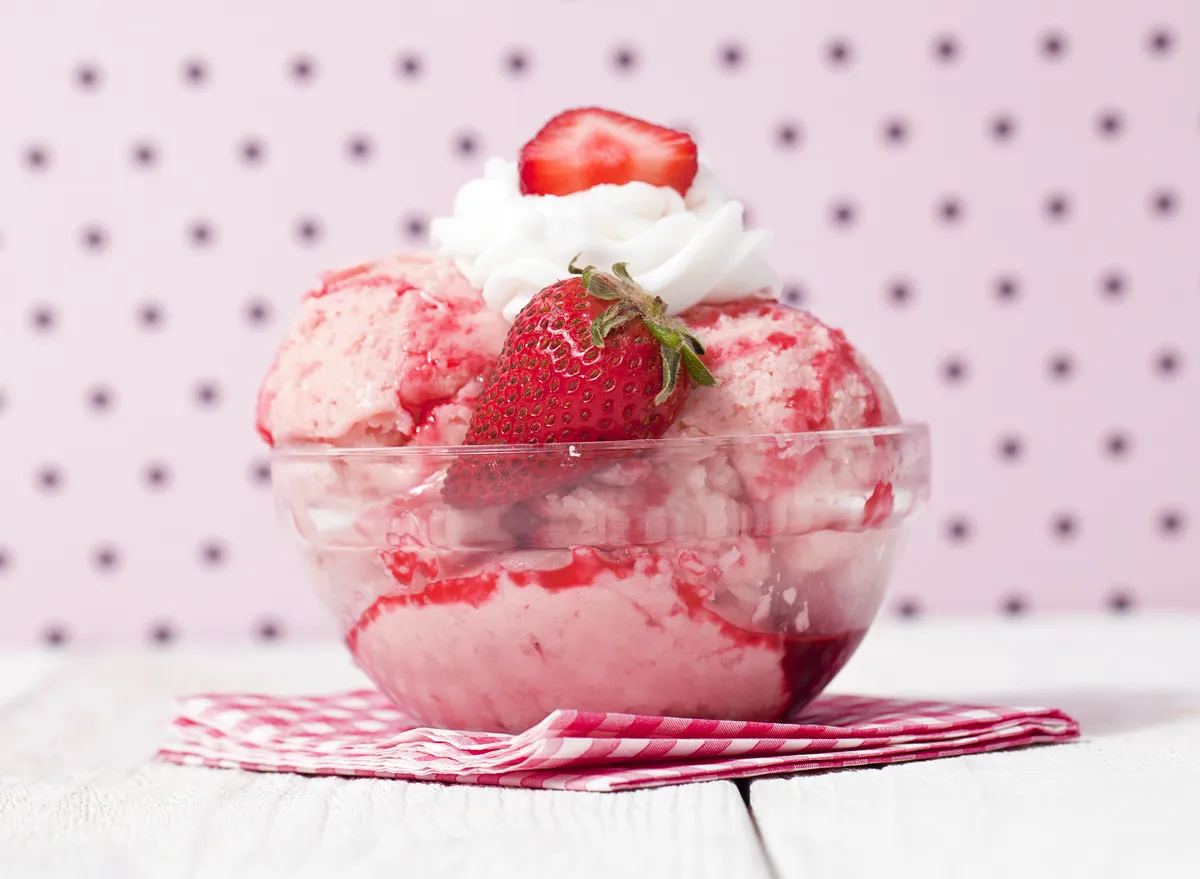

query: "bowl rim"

left=270, top=422, right=930, bottom=460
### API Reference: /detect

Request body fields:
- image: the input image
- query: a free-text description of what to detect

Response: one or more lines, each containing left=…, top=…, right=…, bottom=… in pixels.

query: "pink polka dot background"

left=0, top=0, right=1196, bottom=647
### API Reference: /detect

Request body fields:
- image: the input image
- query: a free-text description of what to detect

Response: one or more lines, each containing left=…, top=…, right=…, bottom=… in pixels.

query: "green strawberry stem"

left=568, top=256, right=715, bottom=405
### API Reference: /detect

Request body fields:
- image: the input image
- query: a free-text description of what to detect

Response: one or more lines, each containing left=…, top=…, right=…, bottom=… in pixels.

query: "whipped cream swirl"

left=430, top=158, right=779, bottom=321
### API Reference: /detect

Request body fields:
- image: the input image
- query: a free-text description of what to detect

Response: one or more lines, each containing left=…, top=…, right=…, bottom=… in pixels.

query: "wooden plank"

left=748, top=616, right=1200, bottom=878
left=0, top=647, right=772, bottom=879
left=0, top=650, right=65, bottom=708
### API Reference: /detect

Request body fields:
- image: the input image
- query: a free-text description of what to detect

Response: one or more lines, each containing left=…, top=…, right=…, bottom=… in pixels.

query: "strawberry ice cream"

left=263, top=108, right=928, bottom=734
left=257, top=253, right=507, bottom=449
left=671, top=298, right=899, bottom=438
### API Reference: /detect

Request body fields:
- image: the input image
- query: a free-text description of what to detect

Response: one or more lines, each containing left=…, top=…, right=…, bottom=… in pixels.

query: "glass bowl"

left=272, top=425, right=930, bottom=733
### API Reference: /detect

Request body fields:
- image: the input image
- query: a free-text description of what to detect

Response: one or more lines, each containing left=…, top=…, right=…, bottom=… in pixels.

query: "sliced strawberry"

left=518, top=107, right=699, bottom=197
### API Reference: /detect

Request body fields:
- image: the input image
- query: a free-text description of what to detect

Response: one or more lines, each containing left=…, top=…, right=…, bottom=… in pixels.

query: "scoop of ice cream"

left=256, top=254, right=508, bottom=448
left=347, top=546, right=805, bottom=732
left=430, top=158, right=779, bottom=321
left=671, top=298, right=900, bottom=438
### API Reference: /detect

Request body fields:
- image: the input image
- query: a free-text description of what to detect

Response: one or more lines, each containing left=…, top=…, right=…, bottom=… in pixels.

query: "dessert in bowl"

left=259, top=108, right=930, bottom=733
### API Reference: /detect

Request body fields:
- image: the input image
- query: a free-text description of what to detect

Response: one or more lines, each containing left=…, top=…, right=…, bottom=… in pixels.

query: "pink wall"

left=0, top=0, right=1196, bottom=645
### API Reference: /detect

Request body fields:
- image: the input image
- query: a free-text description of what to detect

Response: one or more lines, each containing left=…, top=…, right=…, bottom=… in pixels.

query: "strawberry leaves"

left=570, top=256, right=716, bottom=404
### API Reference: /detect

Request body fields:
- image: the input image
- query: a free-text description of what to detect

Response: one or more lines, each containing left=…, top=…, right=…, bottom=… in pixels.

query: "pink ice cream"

left=262, top=120, right=922, bottom=734
left=257, top=253, right=508, bottom=449
left=671, top=298, right=899, bottom=438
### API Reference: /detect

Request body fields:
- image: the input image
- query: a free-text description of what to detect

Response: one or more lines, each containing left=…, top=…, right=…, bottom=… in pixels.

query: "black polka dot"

left=1040, top=30, right=1068, bottom=59
left=1041, top=192, right=1070, bottom=220
left=188, top=220, right=215, bottom=248
left=782, top=283, right=807, bottom=307
left=239, top=138, right=266, bottom=165
left=1047, top=352, right=1075, bottom=379
left=87, top=385, right=114, bottom=412
left=92, top=544, right=121, bottom=573
left=993, top=275, right=1020, bottom=303
left=896, top=599, right=922, bottom=619
left=0, top=389, right=6, bottom=416
left=1103, top=430, right=1132, bottom=459
left=199, top=540, right=227, bottom=568
left=290, top=55, right=316, bottom=83
left=131, top=140, right=159, bottom=168
left=932, top=35, right=960, bottom=63
left=504, top=48, right=531, bottom=76
left=0, top=546, right=10, bottom=574
left=941, top=356, right=969, bottom=384
left=1099, top=270, right=1126, bottom=300
left=1051, top=512, right=1079, bottom=541
left=1149, top=188, right=1178, bottom=217
left=829, top=200, right=857, bottom=228
left=1108, top=590, right=1134, bottom=613
left=1147, top=27, right=1175, bottom=56
left=989, top=114, right=1016, bottom=142
left=1158, top=508, right=1186, bottom=538
left=997, top=434, right=1024, bottom=462
left=1047, top=352, right=1075, bottom=380
left=346, top=135, right=373, bottom=162
left=1154, top=348, right=1182, bottom=377
left=454, top=132, right=480, bottom=157
left=182, top=58, right=208, bottom=86
left=74, top=63, right=102, bottom=91
left=36, top=465, right=63, bottom=493
left=945, top=516, right=972, bottom=542
left=611, top=45, right=638, bottom=73
left=250, top=459, right=272, bottom=487
left=256, top=618, right=283, bottom=641
left=30, top=305, right=58, bottom=333
left=887, top=279, right=913, bottom=306
left=1002, top=595, right=1029, bottom=616
left=882, top=117, right=909, bottom=146
left=24, top=143, right=50, bottom=172
left=194, top=381, right=221, bottom=407
left=144, top=461, right=171, bottom=489
left=295, top=217, right=323, bottom=245
left=43, top=624, right=69, bottom=647
left=244, top=298, right=272, bottom=327
left=149, top=621, right=177, bottom=646
left=1043, top=192, right=1071, bottom=221
left=396, top=52, right=423, bottom=79
left=718, top=42, right=745, bottom=69
left=1096, top=110, right=1124, bottom=139
left=936, top=196, right=964, bottom=224
left=81, top=224, right=108, bottom=252
left=138, top=302, right=165, bottom=330
left=825, top=38, right=853, bottom=66
left=775, top=122, right=802, bottom=149
left=403, top=214, right=428, bottom=242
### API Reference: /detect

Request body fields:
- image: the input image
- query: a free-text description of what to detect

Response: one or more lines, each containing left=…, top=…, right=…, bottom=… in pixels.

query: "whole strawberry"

left=443, top=259, right=714, bottom=508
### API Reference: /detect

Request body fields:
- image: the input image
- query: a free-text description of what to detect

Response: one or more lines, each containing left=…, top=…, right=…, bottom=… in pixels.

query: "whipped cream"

left=430, top=158, right=779, bottom=321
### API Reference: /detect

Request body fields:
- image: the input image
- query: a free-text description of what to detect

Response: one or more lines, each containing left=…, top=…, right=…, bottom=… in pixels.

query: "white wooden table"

left=1, top=616, right=1197, bottom=878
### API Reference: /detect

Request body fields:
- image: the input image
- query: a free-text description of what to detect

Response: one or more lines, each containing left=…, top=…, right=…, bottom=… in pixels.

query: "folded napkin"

left=158, top=691, right=1079, bottom=792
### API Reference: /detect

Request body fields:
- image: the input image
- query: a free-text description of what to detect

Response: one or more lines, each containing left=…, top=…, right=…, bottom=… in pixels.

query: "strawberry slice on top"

left=518, top=107, right=699, bottom=197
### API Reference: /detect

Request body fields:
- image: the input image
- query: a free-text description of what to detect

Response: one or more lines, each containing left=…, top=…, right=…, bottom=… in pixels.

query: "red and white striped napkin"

left=158, top=691, right=1079, bottom=792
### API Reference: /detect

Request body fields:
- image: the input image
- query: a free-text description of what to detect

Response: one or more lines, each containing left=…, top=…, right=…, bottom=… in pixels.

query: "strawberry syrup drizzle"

left=862, top=481, right=895, bottom=527
left=398, top=394, right=455, bottom=438
left=778, top=629, right=867, bottom=718
left=307, top=264, right=417, bottom=300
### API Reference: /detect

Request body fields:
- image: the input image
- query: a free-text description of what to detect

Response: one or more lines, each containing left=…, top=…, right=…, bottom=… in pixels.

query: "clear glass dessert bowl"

left=272, top=425, right=930, bottom=733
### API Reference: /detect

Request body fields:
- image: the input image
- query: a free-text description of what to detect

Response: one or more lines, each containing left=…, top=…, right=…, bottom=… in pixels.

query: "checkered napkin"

left=157, top=691, right=1079, bottom=792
